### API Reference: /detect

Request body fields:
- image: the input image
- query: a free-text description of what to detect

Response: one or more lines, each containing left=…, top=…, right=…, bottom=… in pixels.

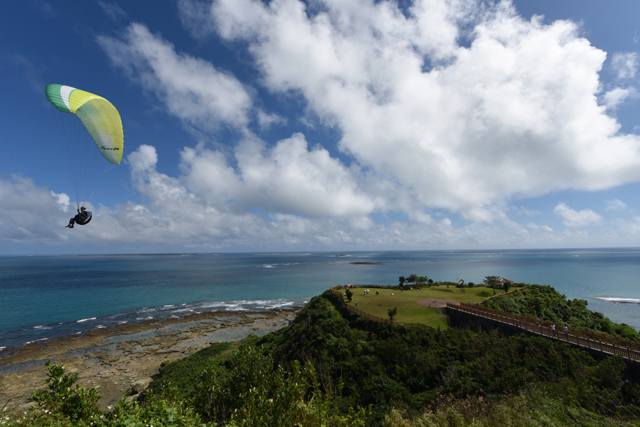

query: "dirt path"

left=416, top=299, right=458, bottom=313
left=416, top=299, right=459, bottom=308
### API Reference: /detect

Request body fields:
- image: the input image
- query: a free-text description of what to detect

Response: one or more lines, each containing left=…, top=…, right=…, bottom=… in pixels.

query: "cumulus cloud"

left=127, top=144, right=158, bottom=173
left=616, top=217, right=640, bottom=235
left=232, top=134, right=374, bottom=216
left=173, top=0, right=640, bottom=218
left=553, top=202, right=602, bottom=227
left=97, top=23, right=253, bottom=131
left=603, top=87, right=637, bottom=110
left=605, top=198, right=626, bottom=211
left=0, top=176, right=76, bottom=244
left=70, top=0, right=640, bottom=252
left=166, top=134, right=373, bottom=217
left=527, top=223, right=553, bottom=232
left=4, top=166, right=638, bottom=254
left=257, top=110, right=287, bottom=130
left=611, top=52, right=638, bottom=80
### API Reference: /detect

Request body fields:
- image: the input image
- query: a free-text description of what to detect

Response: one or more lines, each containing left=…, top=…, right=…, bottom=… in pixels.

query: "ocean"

left=2, top=249, right=640, bottom=353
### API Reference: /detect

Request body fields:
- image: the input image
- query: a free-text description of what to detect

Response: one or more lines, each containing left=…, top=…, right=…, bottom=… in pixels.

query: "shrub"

left=28, top=360, right=101, bottom=422
left=346, top=288, right=354, bottom=302
left=192, top=345, right=367, bottom=426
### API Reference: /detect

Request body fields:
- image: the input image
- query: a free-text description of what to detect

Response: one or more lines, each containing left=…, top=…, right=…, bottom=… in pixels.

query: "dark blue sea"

left=2, top=249, right=640, bottom=354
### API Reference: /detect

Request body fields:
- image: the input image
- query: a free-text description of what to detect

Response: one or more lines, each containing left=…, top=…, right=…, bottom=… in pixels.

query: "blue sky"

left=2, top=0, right=640, bottom=254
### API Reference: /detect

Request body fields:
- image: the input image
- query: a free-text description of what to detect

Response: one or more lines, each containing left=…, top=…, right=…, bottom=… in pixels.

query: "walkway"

left=448, top=302, right=640, bottom=362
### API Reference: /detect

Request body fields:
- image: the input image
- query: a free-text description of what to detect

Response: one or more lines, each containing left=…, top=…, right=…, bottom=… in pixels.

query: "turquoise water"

left=2, top=249, right=640, bottom=352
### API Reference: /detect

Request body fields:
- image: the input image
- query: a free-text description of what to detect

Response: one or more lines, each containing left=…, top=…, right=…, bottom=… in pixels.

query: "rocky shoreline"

left=0, top=308, right=300, bottom=410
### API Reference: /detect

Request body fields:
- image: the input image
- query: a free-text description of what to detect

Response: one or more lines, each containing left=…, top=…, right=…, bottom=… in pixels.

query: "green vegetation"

left=5, top=287, right=640, bottom=426
left=338, top=284, right=504, bottom=328
left=258, top=291, right=640, bottom=425
left=145, top=341, right=241, bottom=400
left=345, top=287, right=353, bottom=302
left=28, top=360, right=101, bottom=422
left=481, top=284, right=640, bottom=341
left=5, top=360, right=204, bottom=426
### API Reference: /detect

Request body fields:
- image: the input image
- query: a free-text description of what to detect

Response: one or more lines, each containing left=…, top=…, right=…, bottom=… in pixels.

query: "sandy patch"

left=417, top=299, right=458, bottom=313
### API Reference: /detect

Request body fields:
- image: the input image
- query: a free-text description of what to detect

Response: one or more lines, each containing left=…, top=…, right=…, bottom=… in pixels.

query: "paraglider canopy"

left=45, top=84, right=123, bottom=164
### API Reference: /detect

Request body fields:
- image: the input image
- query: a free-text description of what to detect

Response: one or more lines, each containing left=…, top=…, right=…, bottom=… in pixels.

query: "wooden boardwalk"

left=448, top=302, right=640, bottom=361
left=331, top=285, right=640, bottom=362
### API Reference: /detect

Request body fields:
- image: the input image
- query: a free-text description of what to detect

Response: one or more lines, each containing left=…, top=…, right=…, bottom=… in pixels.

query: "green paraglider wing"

left=45, top=84, right=124, bottom=164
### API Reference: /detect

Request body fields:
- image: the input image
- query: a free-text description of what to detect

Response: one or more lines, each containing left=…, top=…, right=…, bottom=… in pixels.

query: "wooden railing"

left=449, top=302, right=640, bottom=361
left=330, top=285, right=640, bottom=360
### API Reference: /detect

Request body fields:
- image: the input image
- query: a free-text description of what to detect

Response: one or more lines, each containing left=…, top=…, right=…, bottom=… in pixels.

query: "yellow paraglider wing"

left=45, top=84, right=124, bottom=164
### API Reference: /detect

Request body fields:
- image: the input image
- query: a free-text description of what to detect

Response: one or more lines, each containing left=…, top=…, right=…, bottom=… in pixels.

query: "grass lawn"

left=338, top=285, right=509, bottom=329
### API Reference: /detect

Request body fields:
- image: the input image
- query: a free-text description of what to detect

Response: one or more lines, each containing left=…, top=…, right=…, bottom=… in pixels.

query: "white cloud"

left=611, top=52, right=638, bottom=80
left=605, top=198, right=627, bottom=211
left=51, top=191, right=71, bottom=213
left=177, top=134, right=375, bottom=216
left=176, top=0, right=640, bottom=217
left=57, top=0, right=640, bottom=253
left=232, top=133, right=374, bottom=216
left=553, top=202, right=602, bottom=227
left=0, top=176, right=79, bottom=244
left=3, top=167, right=639, bottom=254
left=127, top=144, right=158, bottom=173
left=616, top=217, right=640, bottom=235
left=603, top=87, right=637, bottom=110
left=527, top=223, right=553, bottom=232
left=97, top=23, right=253, bottom=131
left=98, top=1, right=128, bottom=22
left=257, top=110, right=287, bottom=130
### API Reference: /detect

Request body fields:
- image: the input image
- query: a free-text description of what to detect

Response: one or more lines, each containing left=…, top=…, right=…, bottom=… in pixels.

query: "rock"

left=130, top=382, right=146, bottom=395
left=0, top=307, right=302, bottom=411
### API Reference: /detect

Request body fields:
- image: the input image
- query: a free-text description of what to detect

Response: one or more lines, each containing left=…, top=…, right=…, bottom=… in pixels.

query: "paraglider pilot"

left=66, top=207, right=92, bottom=228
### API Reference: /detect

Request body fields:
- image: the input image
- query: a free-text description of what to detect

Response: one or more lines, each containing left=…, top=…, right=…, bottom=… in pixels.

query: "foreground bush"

left=192, top=345, right=366, bottom=426
left=3, top=361, right=204, bottom=427
left=2, top=355, right=365, bottom=427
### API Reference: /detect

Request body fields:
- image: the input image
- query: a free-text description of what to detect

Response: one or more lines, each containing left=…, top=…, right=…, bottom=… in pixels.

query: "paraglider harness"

left=75, top=207, right=92, bottom=225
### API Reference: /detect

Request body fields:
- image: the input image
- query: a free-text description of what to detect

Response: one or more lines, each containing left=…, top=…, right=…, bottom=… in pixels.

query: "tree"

left=417, top=276, right=428, bottom=287
left=399, top=276, right=406, bottom=287
left=484, top=275, right=501, bottom=295
left=407, top=274, right=418, bottom=287
left=345, top=288, right=353, bottom=302
left=388, top=306, right=398, bottom=321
